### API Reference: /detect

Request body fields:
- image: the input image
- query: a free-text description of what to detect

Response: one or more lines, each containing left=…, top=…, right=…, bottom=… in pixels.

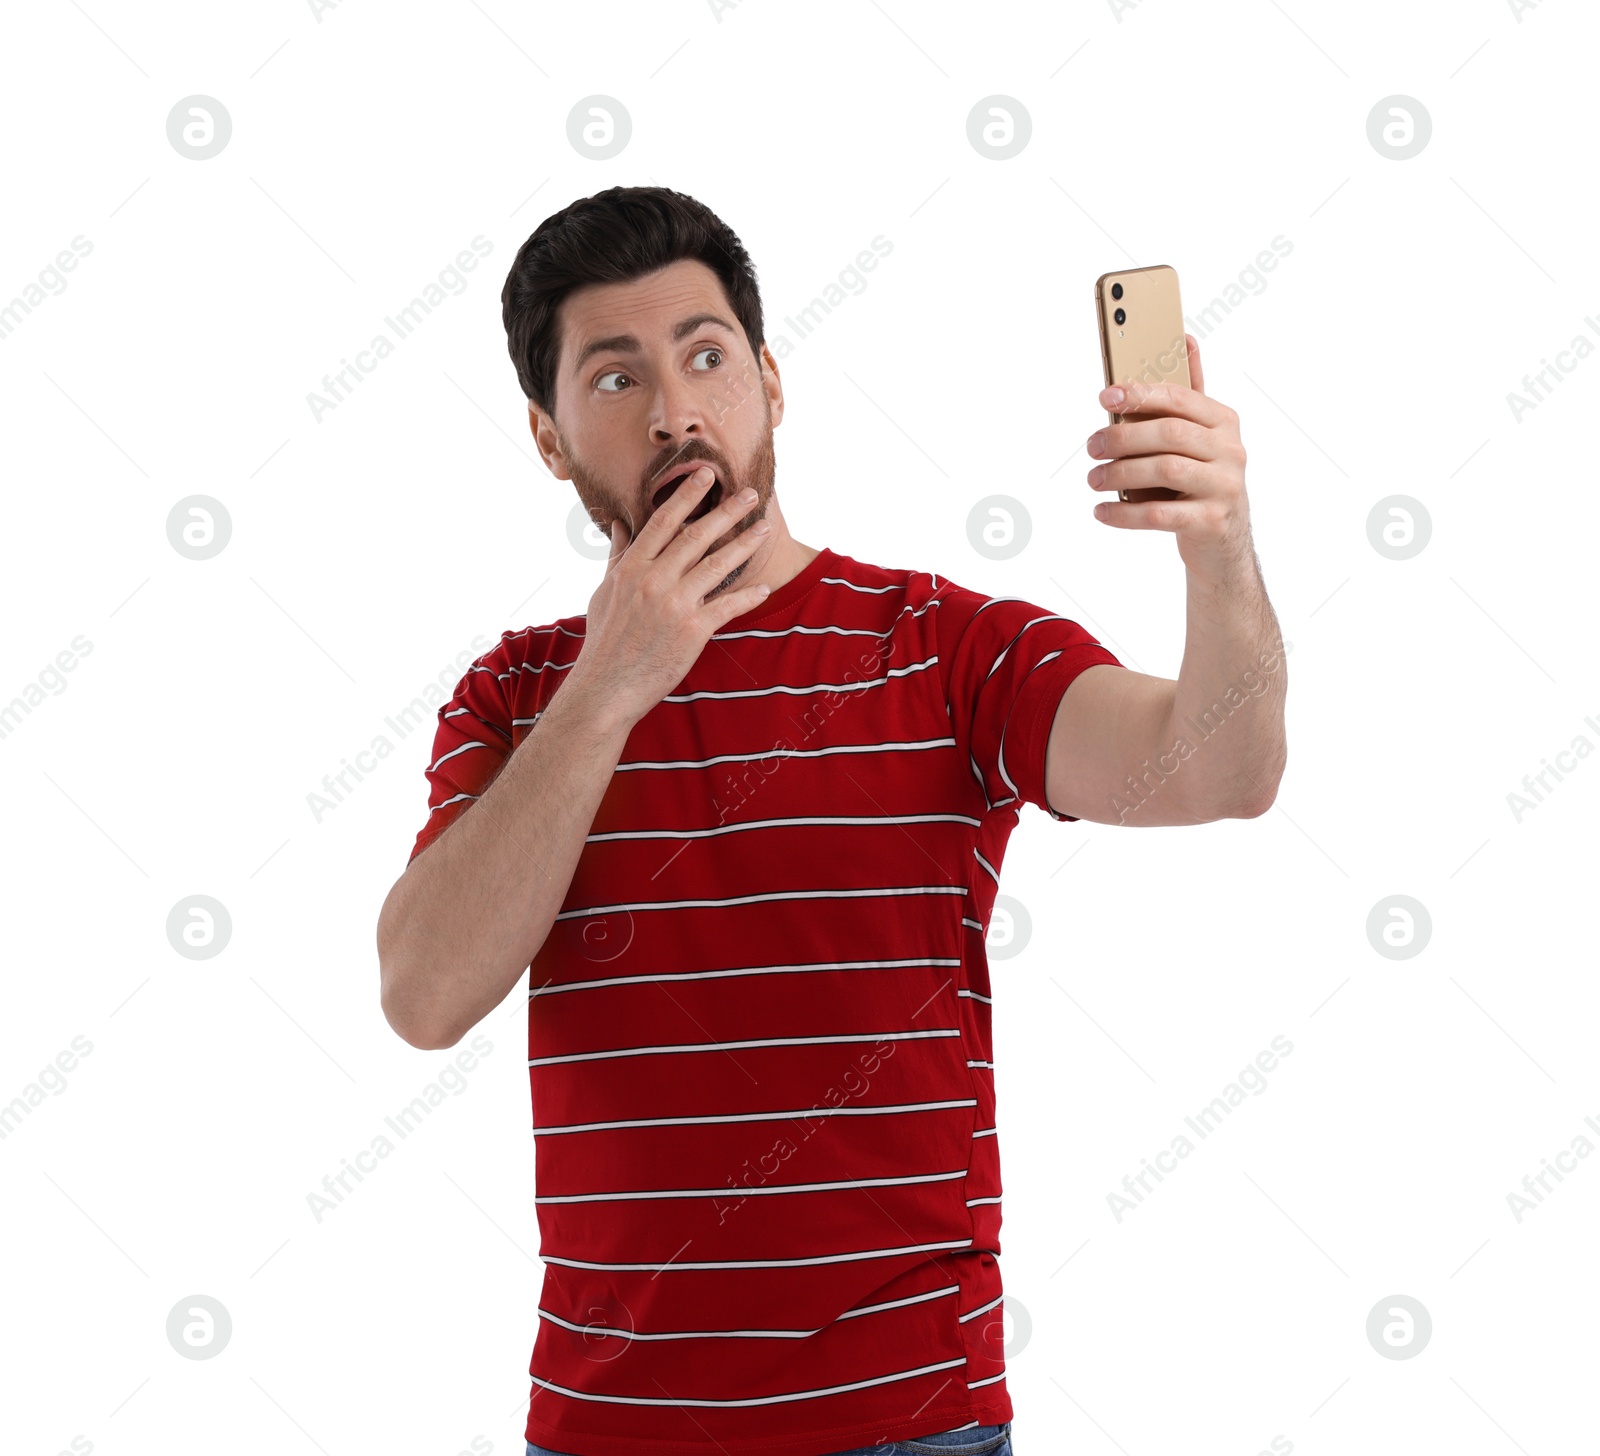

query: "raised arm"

left=1044, top=337, right=1288, bottom=826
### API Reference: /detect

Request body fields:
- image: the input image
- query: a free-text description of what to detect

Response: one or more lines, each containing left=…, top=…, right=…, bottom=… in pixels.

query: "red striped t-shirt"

left=407, top=545, right=1123, bottom=1455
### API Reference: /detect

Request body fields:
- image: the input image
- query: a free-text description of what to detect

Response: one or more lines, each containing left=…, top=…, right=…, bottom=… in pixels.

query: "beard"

left=565, top=402, right=777, bottom=599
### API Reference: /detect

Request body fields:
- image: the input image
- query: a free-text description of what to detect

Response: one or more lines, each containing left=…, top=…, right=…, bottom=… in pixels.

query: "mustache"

left=643, top=440, right=728, bottom=491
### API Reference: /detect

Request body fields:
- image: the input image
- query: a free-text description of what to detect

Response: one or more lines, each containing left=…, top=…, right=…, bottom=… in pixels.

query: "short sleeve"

left=406, top=651, right=515, bottom=865
left=937, top=586, right=1124, bottom=822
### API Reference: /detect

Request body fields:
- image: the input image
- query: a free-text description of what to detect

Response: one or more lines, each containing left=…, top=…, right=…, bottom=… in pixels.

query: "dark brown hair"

left=501, top=185, right=765, bottom=417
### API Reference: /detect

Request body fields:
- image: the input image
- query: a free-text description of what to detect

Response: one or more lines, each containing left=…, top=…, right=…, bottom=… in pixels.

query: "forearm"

left=1162, top=545, right=1288, bottom=818
left=376, top=670, right=634, bottom=1049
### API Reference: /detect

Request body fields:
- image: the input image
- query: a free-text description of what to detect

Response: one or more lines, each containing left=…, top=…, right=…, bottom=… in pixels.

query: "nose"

left=648, top=370, right=706, bottom=447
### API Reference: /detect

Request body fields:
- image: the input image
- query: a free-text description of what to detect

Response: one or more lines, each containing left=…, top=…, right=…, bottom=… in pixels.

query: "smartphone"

left=1094, top=264, right=1190, bottom=503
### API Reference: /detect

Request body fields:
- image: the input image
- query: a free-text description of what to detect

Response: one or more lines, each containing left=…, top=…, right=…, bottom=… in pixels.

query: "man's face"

left=531, top=257, right=783, bottom=586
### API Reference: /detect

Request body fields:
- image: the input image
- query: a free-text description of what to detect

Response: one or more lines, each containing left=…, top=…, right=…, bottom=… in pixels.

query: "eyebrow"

left=571, top=312, right=738, bottom=375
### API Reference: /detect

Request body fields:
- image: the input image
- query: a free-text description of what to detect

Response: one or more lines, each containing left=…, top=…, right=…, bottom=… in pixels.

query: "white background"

left=2, top=1, right=1595, bottom=1453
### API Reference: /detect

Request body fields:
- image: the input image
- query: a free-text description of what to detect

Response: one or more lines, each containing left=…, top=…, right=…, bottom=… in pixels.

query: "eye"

left=595, top=370, right=633, bottom=393
left=691, top=347, right=723, bottom=372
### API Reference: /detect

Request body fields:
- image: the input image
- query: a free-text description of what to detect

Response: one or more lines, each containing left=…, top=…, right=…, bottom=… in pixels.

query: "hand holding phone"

left=1094, top=264, right=1191, bottom=503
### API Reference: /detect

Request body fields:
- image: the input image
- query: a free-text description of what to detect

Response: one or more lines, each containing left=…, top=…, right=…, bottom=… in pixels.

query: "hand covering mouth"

left=651, top=461, right=724, bottom=521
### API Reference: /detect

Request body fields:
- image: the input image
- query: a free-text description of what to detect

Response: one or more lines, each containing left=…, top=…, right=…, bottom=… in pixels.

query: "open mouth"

left=651, top=462, right=724, bottom=522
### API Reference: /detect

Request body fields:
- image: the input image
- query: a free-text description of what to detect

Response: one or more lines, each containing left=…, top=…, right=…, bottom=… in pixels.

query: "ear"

left=528, top=403, right=570, bottom=480
left=759, top=342, right=784, bottom=428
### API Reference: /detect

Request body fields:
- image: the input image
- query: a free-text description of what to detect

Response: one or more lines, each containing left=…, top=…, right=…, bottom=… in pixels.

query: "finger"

left=710, top=576, right=776, bottom=627
left=689, top=512, right=770, bottom=589
left=1092, top=498, right=1208, bottom=531
left=1101, top=376, right=1228, bottom=429
left=636, top=465, right=719, bottom=559
left=1089, top=414, right=1227, bottom=465
left=659, top=474, right=759, bottom=570
left=1089, top=454, right=1211, bottom=497
left=604, top=516, right=631, bottom=575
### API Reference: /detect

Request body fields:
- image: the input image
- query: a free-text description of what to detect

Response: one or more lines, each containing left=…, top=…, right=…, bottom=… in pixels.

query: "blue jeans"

left=526, top=1420, right=1012, bottom=1455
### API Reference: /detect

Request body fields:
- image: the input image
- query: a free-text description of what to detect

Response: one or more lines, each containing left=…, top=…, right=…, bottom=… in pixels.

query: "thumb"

left=1184, top=333, right=1205, bottom=395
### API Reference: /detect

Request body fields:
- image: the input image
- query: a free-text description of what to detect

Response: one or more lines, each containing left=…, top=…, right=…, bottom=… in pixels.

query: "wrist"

left=1181, top=532, right=1258, bottom=591
left=558, top=664, right=640, bottom=743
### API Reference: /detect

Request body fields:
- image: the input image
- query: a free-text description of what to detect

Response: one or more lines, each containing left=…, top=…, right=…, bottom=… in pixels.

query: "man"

left=376, top=186, right=1287, bottom=1456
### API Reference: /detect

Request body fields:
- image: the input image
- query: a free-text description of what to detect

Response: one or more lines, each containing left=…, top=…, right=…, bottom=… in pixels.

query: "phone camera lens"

left=1111, top=283, right=1124, bottom=299
left=1113, top=307, right=1126, bottom=325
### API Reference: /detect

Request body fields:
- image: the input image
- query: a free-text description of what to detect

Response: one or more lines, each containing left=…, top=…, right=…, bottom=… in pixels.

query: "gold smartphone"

left=1094, top=264, right=1190, bottom=502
